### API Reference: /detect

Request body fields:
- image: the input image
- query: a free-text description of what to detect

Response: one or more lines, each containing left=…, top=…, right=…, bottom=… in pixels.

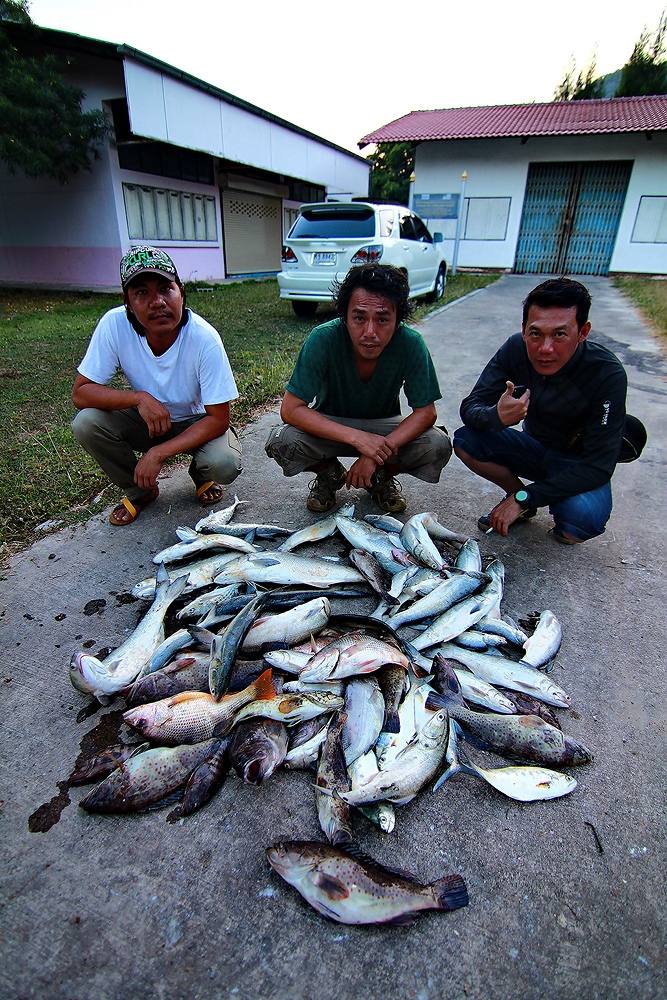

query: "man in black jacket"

left=453, top=278, right=627, bottom=544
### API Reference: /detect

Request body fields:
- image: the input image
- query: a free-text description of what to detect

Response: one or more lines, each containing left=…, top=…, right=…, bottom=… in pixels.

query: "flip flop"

left=196, top=481, right=225, bottom=506
left=109, top=488, right=159, bottom=526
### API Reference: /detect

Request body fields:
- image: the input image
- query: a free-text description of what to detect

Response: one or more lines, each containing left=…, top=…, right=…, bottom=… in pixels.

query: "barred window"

left=123, top=184, right=218, bottom=242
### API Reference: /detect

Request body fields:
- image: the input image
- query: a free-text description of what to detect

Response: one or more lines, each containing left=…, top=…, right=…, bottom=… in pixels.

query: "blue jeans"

left=453, top=425, right=612, bottom=541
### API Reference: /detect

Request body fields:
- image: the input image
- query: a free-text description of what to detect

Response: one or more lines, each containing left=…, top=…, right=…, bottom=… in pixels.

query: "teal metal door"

left=514, top=161, right=632, bottom=275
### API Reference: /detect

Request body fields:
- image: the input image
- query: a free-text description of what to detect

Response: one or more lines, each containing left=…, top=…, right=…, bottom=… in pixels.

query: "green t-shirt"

left=286, top=319, right=442, bottom=418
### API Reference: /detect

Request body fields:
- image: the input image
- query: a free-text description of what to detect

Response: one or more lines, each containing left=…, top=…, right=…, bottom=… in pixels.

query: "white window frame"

left=123, top=183, right=218, bottom=242
left=631, top=196, right=667, bottom=244
left=462, top=197, right=511, bottom=241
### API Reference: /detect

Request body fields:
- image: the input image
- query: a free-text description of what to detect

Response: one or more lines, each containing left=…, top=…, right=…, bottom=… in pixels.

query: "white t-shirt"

left=78, top=307, right=238, bottom=421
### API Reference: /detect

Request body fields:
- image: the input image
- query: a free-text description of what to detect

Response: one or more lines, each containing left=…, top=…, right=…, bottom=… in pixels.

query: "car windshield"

left=290, top=208, right=376, bottom=239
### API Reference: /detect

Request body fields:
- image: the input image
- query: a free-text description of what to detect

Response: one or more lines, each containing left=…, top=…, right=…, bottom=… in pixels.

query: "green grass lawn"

left=0, top=272, right=497, bottom=551
left=613, top=276, right=667, bottom=344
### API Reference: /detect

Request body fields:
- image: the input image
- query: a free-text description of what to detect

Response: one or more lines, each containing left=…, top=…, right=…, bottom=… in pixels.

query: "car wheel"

left=291, top=301, right=319, bottom=318
left=427, top=265, right=447, bottom=303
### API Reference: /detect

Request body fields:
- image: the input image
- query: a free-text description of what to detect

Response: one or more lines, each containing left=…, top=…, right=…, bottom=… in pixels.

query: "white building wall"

left=0, top=59, right=127, bottom=288
left=124, top=60, right=369, bottom=197
left=415, top=133, right=667, bottom=274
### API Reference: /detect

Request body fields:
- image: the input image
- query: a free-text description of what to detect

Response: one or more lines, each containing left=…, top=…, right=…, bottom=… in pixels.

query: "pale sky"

left=29, top=0, right=666, bottom=154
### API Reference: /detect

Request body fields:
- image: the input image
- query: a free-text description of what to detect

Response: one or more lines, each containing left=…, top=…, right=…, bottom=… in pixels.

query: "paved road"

left=2, top=276, right=665, bottom=1000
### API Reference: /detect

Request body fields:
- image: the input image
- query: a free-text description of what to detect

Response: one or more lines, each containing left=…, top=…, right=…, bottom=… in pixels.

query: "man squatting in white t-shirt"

left=72, top=245, right=241, bottom=526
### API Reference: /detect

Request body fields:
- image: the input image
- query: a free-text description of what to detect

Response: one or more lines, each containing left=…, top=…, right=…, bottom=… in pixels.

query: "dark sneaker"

left=306, top=459, right=346, bottom=513
left=369, top=469, right=406, bottom=514
left=478, top=502, right=537, bottom=533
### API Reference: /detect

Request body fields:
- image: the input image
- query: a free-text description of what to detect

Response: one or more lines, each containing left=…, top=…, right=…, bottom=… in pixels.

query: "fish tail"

left=383, top=709, right=401, bottom=734
left=432, top=761, right=462, bottom=793
left=431, top=873, right=469, bottom=912
left=251, top=668, right=277, bottom=701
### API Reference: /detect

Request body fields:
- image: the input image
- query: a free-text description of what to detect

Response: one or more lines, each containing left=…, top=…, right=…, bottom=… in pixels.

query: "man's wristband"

left=514, top=488, right=533, bottom=510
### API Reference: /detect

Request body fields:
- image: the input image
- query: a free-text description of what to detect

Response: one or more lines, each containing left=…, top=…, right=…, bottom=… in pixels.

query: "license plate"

left=313, top=252, right=336, bottom=265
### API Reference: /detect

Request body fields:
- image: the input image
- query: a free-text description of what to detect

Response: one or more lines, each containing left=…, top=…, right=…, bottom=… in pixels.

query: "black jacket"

left=459, top=334, right=627, bottom=508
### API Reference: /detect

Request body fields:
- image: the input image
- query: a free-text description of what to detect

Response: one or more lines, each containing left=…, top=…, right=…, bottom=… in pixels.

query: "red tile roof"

left=359, top=96, right=667, bottom=146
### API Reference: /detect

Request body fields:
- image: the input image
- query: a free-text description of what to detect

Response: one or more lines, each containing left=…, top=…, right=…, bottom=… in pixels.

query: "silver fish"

left=419, top=513, right=469, bottom=545
left=132, top=553, right=240, bottom=600
left=213, top=552, right=364, bottom=588
left=478, top=615, right=529, bottom=647
left=70, top=563, right=188, bottom=700
left=434, top=642, right=571, bottom=708
left=412, top=560, right=504, bottom=651
left=521, top=610, right=563, bottom=668
left=176, top=585, right=244, bottom=621
left=348, top=549, right=395, bottom=603
left=194, top=495, right=249, bottom=533
left=363, top=513, right=405, bottom=533
left=341, top=709, right=450, bottom=805
left=278, top=503, right=355, bottom=552
left=199, top=522, right=291, bottom=539
left=241, top=598, right=331, bottom=655
left=453, top=629, right=506, bottom=651
left=334, top=514, right=412, bottom=574
left=454, top=539, right=482, bottom=573
left=341, top=677, right=385, bottom=766
left=266, top=840, right=468, bottom=925
left=300, top=632, right=409, bottom=683
left=387, top=573, right=484, bottom=628
left=433, top=720, right=577, bottom=801
left=412, top=648, right=516, bottom=713
left=347, top=752, right=396, bottom=833
left=400, top=513, right=446, bottom=570
left=153, top=526, right=258, bottom=564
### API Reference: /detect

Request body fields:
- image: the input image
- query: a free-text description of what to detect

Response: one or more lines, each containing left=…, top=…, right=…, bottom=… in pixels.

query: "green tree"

left=615, top=12, right=667, bottom=96
left=0, top=0, right=109, bottom=182
left=366, top=142, right=415, bottom=205
left=554, top=55, right=605, bottom=101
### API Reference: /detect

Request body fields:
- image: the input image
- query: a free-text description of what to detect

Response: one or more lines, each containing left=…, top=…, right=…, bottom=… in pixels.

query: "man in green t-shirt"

left=265, top=264, right=451, bottom=513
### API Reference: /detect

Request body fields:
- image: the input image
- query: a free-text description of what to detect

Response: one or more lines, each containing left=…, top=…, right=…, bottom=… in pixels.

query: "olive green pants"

left=265, top=415, right=451, bottom=484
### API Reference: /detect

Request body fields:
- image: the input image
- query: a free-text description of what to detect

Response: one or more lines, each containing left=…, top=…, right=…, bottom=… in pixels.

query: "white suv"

left=278, top=201, right=447, bottom=317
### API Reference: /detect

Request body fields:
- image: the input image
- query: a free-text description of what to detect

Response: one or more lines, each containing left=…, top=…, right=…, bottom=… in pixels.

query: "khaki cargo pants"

left=72, top=407, right=242, bottom=503
left=265, top=415, right=452, bottom=484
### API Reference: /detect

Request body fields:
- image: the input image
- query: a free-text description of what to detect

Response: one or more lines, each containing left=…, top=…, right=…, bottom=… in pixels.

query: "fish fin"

left=425, top=691, right=451, bottom=712
left=432, top=874, right=469, bottom=911
left=251, top=668, right=277, bottom=701
left=343, top=842, right=423, bottom=884
left=432, top=761, right=462, bottom=793
left=175, top=526, right=198, bottom=541
left=382, top=710, right=400, bottom=734
left=211, top=719, right=233, bottom=738
left=128, top=742, right=150, bottom=758
left=251, top=555, right=282, bottom=566
left=382, top=912, right=421, bottom=926
left=136, top=790, right=184, bottom=813
left=169, top=691, right=211, bottom=704
left=188, top=625, right=216, bottom=649
left=313, top=873, right=350, bottom=900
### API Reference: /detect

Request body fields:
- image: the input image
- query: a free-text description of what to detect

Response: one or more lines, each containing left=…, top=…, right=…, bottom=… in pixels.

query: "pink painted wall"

left=0, top=246, right=122, bottom=289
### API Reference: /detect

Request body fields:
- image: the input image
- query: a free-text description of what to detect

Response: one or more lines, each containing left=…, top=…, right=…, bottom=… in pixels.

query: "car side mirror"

left=433, top=232, right=444, bottom=243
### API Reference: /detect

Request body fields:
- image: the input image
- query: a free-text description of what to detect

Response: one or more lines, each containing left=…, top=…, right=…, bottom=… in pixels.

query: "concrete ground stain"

left=28, top=710, right=126, bottom=833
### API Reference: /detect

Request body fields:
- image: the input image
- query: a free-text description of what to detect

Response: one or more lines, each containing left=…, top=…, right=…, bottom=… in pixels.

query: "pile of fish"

left=68, top=496, right=592, bottom=926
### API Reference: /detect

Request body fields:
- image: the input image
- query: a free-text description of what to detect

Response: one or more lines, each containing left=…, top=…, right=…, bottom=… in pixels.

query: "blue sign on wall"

left=414, top=193, right=460, bottom=219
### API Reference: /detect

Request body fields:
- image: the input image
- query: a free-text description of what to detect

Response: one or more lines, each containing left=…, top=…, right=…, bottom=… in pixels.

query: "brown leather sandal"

left=109, top=488, right=159, bottom=526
